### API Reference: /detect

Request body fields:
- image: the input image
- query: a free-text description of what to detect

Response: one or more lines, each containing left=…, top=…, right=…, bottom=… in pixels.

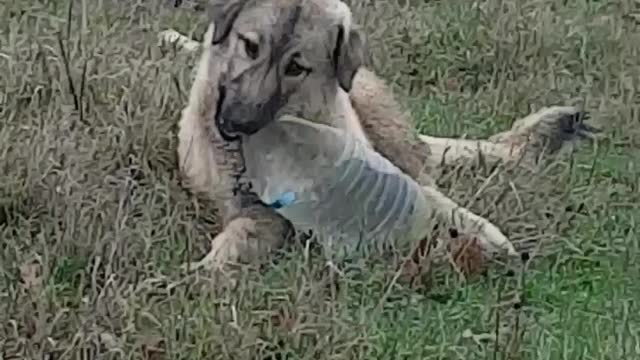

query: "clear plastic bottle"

left=241, top=115, right=431, bottom=255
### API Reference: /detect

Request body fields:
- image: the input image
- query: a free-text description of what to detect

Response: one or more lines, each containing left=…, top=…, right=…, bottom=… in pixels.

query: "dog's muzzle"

left=215, top=85, right=269, bottom=140
left=214, top=85, right=240, bottom=141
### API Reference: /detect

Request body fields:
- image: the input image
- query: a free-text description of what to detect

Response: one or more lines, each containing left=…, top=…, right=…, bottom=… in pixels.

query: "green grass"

left=1, top=0, right=639, bottom=359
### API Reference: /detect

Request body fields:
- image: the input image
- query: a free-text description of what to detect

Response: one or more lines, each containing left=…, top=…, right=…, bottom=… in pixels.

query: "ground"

left=1, top=0, right=639, bottom=359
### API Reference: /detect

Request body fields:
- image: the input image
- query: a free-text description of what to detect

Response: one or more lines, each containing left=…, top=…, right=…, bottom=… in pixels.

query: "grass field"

left=1, top=0, right=639, bottom=359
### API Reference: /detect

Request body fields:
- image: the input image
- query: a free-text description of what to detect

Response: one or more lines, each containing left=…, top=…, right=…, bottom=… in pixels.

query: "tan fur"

left=178, top=23, right=292, bottom=266
left=176, top=25, right=220, bottom=200
left=165, top=0, right=596, bottom=271
left=349, top=67, right=434, bottom=184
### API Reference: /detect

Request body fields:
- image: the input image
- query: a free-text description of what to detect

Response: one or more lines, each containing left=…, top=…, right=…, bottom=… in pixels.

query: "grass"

left=1, top=0, right=639, bottom=359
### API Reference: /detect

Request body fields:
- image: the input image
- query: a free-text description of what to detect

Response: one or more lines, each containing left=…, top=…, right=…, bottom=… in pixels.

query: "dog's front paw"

left=180, top=222, right=250, bottom=274
left=180, top=217, right=260, bottom=272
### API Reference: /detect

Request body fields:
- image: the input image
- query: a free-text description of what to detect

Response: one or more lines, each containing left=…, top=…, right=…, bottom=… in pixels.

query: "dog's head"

left=205, top=0, right=365, bottom=139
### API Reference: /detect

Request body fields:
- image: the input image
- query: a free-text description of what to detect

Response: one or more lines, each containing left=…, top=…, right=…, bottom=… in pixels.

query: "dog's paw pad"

left=555, top=110, right=601, bottom=140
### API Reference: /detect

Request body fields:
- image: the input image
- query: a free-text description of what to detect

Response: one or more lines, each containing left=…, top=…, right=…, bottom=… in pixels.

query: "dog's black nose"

left=215, top=116, right=242, bottom=141
left=217, top=105, right=265, bottom=137
left=225, top=119, right=262, bottom=136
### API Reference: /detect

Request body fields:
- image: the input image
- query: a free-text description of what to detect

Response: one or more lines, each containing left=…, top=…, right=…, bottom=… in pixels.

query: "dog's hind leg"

left=349, top=69, right=598, bottom=171
left=418, top=107, right=598, bottom=168
left=486, top=106, right=598, bottom=157
left=417, top=135, right=530, bottom=168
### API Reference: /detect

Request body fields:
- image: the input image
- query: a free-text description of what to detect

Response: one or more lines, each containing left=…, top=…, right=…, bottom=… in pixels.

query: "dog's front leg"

left=176, top=25, right=294, bottom=273
left=421, top=185, right=518, bottom=257
left=175, top=25, right=220, bottom=199
left=184, top=200, right=294, bottom=272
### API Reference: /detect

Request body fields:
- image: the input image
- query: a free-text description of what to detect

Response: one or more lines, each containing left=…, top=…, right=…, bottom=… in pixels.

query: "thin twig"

left=56, top=31, right=79, bottom=112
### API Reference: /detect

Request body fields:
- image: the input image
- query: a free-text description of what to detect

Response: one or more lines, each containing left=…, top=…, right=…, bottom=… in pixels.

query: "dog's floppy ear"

left=208, top=0, right=248, bottom=44
left=332, top=24, right=365, bottom=92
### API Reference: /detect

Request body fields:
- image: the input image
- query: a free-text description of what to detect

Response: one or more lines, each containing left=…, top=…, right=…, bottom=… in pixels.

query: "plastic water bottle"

left=241, top=115, right=431, bottom=256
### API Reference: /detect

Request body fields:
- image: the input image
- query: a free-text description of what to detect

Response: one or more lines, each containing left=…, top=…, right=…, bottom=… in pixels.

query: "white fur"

left=176, top=25, right=221, bottom=199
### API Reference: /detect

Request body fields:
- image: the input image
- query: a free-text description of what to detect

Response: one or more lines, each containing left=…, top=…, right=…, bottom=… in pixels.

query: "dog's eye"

left=285, top=59, right=308, bottom=77
left=240, top=36, right=259, bottom=60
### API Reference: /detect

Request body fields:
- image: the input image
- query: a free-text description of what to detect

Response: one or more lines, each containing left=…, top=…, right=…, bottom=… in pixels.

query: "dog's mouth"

left=214, top=85, right=241, bottom=141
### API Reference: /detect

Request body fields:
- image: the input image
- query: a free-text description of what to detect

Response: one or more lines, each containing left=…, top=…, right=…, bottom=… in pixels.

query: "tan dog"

left=162, top=0, right=596, bottom=271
